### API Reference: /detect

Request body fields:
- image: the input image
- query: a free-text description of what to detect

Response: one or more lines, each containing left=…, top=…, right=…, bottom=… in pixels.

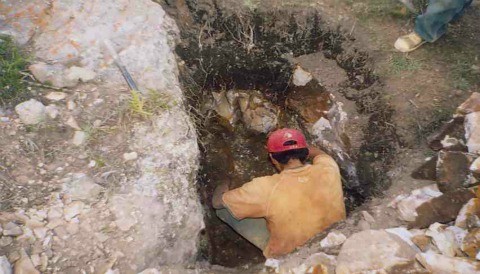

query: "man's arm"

left=212, top=183, right=229, bottom=209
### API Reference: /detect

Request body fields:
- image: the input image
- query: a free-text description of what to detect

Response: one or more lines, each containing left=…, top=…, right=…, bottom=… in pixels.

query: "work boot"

left=394, top=32, right=425, bottom=53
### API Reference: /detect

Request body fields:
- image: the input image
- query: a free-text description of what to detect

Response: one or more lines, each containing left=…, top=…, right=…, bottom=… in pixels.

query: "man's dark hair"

left=271, top=148, right=309, bottom=165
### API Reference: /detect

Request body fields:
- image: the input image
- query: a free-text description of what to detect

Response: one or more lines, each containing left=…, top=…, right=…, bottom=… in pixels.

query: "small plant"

left=389, top=54, right=422, bottom=74
left=128, top=89, right=172, bottom=119
left=0, top=35, right=29, bottom=105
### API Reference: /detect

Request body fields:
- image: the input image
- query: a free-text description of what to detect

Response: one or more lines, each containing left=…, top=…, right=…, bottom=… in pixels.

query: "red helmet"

left=267, top=128, right=307, bottom=153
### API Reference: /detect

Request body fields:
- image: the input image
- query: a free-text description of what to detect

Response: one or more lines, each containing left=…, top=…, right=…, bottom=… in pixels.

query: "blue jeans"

left=415, top=0, right=473, bottom=42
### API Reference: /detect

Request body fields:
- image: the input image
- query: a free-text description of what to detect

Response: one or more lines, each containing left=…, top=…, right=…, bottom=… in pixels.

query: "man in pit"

left=212, top=128, right=346, bottom=258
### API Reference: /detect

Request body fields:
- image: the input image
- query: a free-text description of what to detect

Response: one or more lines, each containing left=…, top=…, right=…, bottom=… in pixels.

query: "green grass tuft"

left=450, top=59, right=479, bottom=91
left=389, top=55, right=422, bottom=74
left=0, top=35, right=29, bottom=105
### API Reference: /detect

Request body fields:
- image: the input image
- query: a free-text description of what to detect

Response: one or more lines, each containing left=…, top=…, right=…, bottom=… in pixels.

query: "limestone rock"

left=0, top=0, right=50, bottom=45
left=29, top=63, right=76, bottom=88
left=310, top=101, right=359, bottom=190
left=237, top=91, right=278, bottom=133
left=3, top=222, right=23, bottom=236
left=292, top=65, right=313, bottom=86
left=336, top=230, right=419, bottom=274
left=280, top=252, right=336, bottom=274
left=0, top=236, right=13, bottom=247
left=390, top=184, right=442, bottom=222
left=425, top=223, right=465, bottom=257
left=427, top=117, right=465, bottom=151
left=65, top=116, right=81, bottom=130
left=64, top=201, right=85, bottom=221
left=47, top=207, right=63, bottom=221
left=109, top=195, right=138, bottom=231
left=0, top=256, right=12, bottom=274
left=409, top=189, right=475, bottom=228
left=471, top=157, right=480, bottom=177
left=462, top=228, right=480, bottom=258
left=15, top=99, right=46, bottom=125
left=211, top=90, right=238, bottom=126
left=45, top=105, right=59, bottom=120
left=62, top=173, right=103, bottom=202
left=416, top=252, right=480, bottom=274
left=436, top=151, right=476, bottom=192
left=64, top=66, right=96, bottom=83
left=44, top=92, right=66, bottom=101
left=32, top=227, right=48, bottom=241
left=72, top=131, right=87, bottom=146
left=457, top=92, right=480, bottom=115
left=411, top=156, right=437, bottom=181
left=4, top=0, right=205, bottom=268
left=385, top=227, right=422, bottom=252
left=411, top=234, right=432, bottom=252
left=14, top=251, right=39, bottom=274
left=455, top=198, right=480, bottom=229
left=465, top=112, right=480, bottom=154
left=123, top=152, right=138, bottom=162
left=320, top=231, right=347, bottom=249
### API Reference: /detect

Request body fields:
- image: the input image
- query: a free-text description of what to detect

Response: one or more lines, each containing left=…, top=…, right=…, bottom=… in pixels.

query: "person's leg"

left=216, top=208, right=270, bottom=250
left=415, top=0, right=472, bottom=42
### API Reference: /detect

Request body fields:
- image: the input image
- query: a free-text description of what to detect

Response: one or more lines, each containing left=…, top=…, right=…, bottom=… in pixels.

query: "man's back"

left=223, top=154, right=346, bottom=257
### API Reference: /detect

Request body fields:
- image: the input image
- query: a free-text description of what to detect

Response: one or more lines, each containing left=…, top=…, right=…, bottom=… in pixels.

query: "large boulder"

left=1, top=0, right=204, bottom=271
left=336, top=230, right=421, bottom=274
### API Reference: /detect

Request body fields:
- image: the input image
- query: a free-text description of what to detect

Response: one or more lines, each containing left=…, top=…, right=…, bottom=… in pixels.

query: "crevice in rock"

left=159, top=0, right=401, bottom=267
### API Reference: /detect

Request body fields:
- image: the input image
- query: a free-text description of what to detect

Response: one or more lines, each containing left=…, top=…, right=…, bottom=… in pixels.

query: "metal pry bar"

left=103, top=39, right=139, bottom=91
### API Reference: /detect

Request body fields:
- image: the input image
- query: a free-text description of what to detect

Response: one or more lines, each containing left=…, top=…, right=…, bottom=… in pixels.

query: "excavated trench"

left=161, top=0, right=400, bottom=267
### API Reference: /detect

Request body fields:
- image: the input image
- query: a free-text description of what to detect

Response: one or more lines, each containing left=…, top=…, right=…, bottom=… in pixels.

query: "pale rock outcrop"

left=0, top=0, right=50, bottom=45
left=336, top=230, right=420, bottom=273
left=1, top=0, right=204, bottom=271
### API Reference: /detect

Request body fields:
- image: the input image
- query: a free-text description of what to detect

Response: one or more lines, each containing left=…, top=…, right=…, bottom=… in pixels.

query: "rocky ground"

left=0, top=0, right=480, bottom=273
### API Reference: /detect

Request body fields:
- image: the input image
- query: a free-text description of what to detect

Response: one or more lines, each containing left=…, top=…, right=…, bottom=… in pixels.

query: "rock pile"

left=263, top=92, right=480, bottom=273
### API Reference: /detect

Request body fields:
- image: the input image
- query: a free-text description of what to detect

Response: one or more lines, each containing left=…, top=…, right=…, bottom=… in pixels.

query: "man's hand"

left=308, top=145, right=326, bottom=159
left=212, top=183, right=229, bottom=209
